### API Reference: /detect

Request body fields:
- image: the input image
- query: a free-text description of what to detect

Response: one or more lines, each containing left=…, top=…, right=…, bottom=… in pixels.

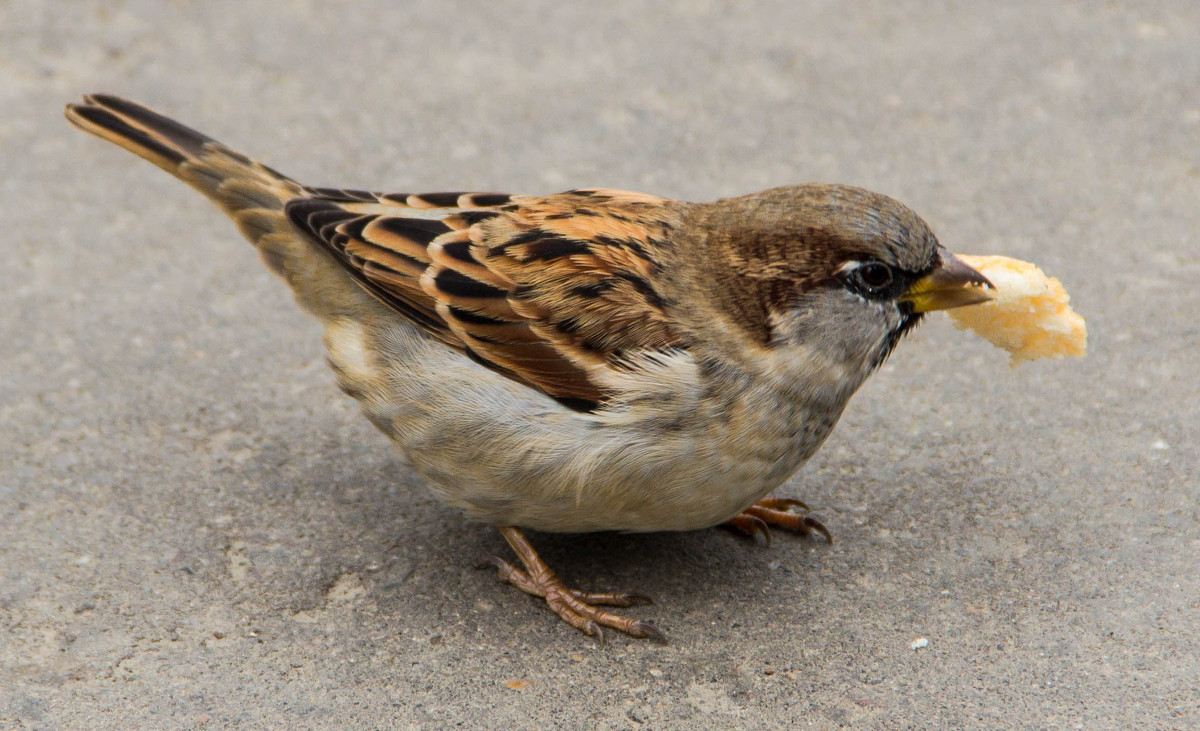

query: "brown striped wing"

left=286, top=188, right=683, bottom=409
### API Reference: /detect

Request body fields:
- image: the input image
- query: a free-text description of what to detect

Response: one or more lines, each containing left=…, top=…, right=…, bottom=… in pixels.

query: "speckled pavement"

left=3, top=2, right=1198, bottom=727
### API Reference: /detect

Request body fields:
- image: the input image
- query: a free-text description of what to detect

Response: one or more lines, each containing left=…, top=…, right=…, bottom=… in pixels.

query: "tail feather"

left=64, top=94, right=303, bottom=221
left=65, top=94, right=379, bottom=323
left=69, top=94, right=214, bottom=162
left=66, top=101, right=191, bottom=171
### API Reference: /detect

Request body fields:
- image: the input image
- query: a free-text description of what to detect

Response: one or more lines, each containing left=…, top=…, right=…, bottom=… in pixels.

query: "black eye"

left=856, top=262, right=893, bottom=290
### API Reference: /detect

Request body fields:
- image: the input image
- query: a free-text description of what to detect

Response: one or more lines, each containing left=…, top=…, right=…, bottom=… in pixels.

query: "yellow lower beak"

left=902, top=251, right=995, bottom=313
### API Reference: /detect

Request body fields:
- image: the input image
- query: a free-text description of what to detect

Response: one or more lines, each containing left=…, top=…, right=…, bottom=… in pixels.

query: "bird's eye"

left=856, top=262, right=894, bottom=290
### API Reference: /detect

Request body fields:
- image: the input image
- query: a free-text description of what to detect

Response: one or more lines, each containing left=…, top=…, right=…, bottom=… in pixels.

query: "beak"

left=901, top=251, right=995, bottom=313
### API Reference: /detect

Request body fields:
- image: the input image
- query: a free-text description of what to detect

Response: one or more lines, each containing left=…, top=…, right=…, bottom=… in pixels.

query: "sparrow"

left=65, top=94, right=993, bottom=643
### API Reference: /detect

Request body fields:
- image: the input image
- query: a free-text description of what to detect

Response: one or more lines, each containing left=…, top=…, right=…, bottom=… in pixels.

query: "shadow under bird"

left=65, top=94, right=993, bottom=642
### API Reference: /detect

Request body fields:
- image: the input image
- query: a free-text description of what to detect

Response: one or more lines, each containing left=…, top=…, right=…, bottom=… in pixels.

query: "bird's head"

left=686, top=184, right=993, bottom=393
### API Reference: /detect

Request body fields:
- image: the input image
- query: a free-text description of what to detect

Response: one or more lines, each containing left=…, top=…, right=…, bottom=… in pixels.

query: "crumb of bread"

left=947, top=255, right=1086, bottom=364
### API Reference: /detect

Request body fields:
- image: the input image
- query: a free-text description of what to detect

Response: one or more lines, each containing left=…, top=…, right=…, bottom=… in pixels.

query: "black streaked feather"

left=434, top=269, right=506, bottom=299
left=87, top=94, right=214, bottom=158
left=439, top=240, right=476, bottom=263
left=70, top=106, right=188, bottom=167
left=413, top=191, right=467, bottom=207
left=464, top=193, right=512, bottom=207
left=372, top=216, right=452, bottom=246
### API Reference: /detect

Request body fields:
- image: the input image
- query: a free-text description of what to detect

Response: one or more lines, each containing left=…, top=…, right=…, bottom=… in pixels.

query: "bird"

left=64, top=93, right=993, bottom=643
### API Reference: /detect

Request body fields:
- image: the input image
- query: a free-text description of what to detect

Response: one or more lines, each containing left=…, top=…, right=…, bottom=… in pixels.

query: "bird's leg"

left=725, top=497, right=832, bottom=546
left=483, top=526, right=666, bottom=643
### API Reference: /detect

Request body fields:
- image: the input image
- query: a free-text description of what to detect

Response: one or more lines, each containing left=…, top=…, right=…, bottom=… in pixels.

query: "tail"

left=65, top=94, right=379, bottom=323
left=64, top=94, right=306, bottom=247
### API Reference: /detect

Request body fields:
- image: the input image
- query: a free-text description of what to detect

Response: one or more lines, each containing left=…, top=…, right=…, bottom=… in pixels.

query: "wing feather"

left=285, top=187, right=684, bottom=409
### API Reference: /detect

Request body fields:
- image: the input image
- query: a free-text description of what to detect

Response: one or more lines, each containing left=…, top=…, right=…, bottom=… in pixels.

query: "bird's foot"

left=725, top=497, right=832, bottom=546
left=484, top=526, right=666, bottom=644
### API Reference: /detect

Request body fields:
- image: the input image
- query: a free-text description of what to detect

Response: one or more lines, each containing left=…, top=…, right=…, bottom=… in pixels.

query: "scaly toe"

left=569, top=589, right=654, bottom=607
left=758, top=497, right=812, bottom=512
left=725, top=513, right=773, bottom=547
left=494, top=526, right=666, bottom=642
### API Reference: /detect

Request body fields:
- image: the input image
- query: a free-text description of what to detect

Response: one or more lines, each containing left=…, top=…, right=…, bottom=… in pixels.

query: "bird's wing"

left=286, top=187, right=684, bottom=410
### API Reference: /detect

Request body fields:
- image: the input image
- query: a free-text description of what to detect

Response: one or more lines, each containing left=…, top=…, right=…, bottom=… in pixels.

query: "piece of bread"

left=946, top=255, right=1087, bottom=364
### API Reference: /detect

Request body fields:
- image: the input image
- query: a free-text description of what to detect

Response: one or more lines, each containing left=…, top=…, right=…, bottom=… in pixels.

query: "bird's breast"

left=323, top=318, right=853, bottom=534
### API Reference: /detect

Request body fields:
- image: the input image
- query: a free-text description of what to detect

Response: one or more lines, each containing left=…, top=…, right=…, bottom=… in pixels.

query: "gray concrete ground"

left=2, top=1, right=1198, bottom=728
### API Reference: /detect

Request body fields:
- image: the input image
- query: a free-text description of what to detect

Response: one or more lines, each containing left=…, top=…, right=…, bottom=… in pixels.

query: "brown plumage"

left=64, top=94, right=993, bottom=642
left=287, top=187, right=687, bottom=407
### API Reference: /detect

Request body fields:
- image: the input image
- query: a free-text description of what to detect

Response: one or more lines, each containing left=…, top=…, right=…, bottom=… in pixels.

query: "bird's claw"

left=724, top=497, right=833, bottom=545
left=491, top=527, right=667, bottom=643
